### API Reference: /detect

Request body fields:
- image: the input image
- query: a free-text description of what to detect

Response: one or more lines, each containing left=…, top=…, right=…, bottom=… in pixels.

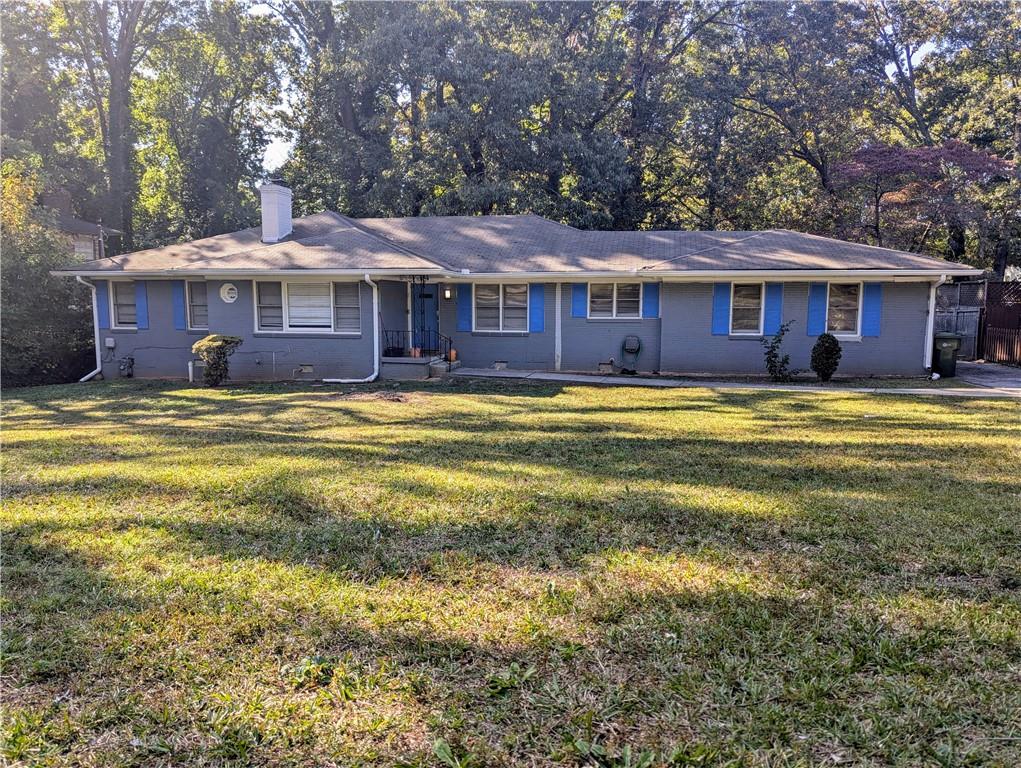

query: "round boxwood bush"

left=191, top=334, right=243, bottom=387
left=810, top=333, right=842, bottom=382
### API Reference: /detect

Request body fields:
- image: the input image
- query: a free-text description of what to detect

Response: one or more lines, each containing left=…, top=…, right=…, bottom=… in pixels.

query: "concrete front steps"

left=380, top=356, right=461, bottom=380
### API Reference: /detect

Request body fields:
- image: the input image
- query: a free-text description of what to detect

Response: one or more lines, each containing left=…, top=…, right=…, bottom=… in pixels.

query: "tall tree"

left=53, top=0, right=177, bottom=250
left=134, top=0, right=282, bottom=244
left=732, top=2, right=872, bottom=234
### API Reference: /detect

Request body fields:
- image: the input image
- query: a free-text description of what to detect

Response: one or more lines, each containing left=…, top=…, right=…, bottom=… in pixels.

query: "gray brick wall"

left=98, top=278, right=376, bottom=381
left=659, top=281, right=931, bottom=375
left=94, top=277, right=934, bottom=380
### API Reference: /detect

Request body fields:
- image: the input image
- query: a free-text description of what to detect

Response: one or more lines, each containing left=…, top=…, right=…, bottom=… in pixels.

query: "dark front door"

left=411, top=283, right=439, bottom=351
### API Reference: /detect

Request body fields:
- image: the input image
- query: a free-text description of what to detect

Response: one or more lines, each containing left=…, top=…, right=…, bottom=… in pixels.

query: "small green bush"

left=761, top=321, right=794, bottom=382
left=191, top=334, right=242, bottom=387
left=811, top=333, right=843, bottom=381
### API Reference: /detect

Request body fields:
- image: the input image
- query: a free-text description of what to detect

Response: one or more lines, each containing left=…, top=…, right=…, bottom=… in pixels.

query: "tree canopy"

left=2, top=0, right=1018, bottom=271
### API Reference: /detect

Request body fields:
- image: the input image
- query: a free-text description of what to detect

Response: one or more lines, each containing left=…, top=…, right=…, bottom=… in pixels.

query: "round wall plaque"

left=219, top=283, right=239, bottom=303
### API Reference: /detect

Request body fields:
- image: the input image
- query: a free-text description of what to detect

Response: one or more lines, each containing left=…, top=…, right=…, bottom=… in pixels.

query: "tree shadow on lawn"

left=8, top=421, right=1017, bottom=515
left=4, top=516, right=1018, bottom=766
left=8, top=458, right=1017, bottom=603
left=6, top=379, right=1020, bottom=762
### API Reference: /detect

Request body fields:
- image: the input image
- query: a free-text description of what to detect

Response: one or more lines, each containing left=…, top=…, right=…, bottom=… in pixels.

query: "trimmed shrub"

left=811, top=333, right=843, bottom=382
left=761, top=320, right=795, bottom=382
left=191, top=334, right=242, bottom=386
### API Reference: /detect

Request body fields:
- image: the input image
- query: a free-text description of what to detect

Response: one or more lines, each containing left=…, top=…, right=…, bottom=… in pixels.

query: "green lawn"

left=3, top=379, right=1020, bottom=767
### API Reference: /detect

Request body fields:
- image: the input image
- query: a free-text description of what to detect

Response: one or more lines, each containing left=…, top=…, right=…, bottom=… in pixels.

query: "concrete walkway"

left=451, top=367, right=1021, bottom=399
left=957, top=360, right=1021, bottom=391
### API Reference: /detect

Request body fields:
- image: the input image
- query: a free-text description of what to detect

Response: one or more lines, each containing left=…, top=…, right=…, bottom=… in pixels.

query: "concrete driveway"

left=956, top=360, right=1021, bottom=391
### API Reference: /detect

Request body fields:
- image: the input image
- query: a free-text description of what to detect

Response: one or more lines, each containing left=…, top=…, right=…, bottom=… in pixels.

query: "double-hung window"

left=256, top=282, right=284, bottom=330
left=588, top=283, right=641, bottom=318
left=474, top=284, right=527, bottom=331
left=730, top=283, right=763, bottom=334
left=827, top=283, right=861, bottom=335
left=332, top=282, right=361, bottom=333
left=187, top=281, right=208, bottom=330
left=255, top=281, right=360, bottom=333
left=111, top=281, right=137, bottom=328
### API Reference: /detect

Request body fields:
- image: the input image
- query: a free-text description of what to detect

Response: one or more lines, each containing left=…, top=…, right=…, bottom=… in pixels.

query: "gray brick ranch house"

left=58, top=183, right=980, bottom=382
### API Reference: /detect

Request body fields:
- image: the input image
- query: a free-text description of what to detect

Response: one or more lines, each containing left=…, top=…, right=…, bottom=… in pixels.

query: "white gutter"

left=54, top=268, right=444, bottom=279
left=322, top=274, right=379, bottom=384
left=76, top=276, right=103, bottom=382
left=54, top=267, right=982, bottom=281
left=923, top=274, right=949, bottom=370
left=438, top=268, right=982, bottom=282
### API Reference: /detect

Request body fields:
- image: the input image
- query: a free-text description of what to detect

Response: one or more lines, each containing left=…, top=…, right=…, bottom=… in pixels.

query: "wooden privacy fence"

left=983, top=327, right=1021, bottom=365
left=981, top=282, right=1021, bottom=366
left=936, top=281, right=984, bottom=359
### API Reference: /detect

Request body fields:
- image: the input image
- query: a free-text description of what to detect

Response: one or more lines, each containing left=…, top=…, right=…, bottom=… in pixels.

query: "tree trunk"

left=992, top=238, right=1009, bottom=279
left=107, top=69, right=133, bottom=250
left=948, top=223, right=966, bottom=261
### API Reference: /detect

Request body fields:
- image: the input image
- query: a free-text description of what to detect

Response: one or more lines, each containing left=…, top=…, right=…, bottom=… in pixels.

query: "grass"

left=2, top=378, right=1020, bottom=767
left=575, top=372, right=976, bottom=389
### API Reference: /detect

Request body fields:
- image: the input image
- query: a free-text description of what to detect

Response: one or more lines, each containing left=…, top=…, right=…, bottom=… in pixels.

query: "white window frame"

left=332, top=281, right=362, bottom=334
left=825, top=281, right=863, bottom=339
left=251, top=279, right=362, bottom=335
left=729, top=281, right=765, bottom=336
left=472, top=283, right=530, bottom=333
left=186, top=280, right=209, bottom=331
left=109, top=279, right=137, bottom=330
left=586, top=282, right=643, bottom=319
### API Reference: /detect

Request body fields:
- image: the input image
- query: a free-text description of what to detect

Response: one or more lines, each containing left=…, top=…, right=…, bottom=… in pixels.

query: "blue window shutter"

left=862, top=283, right=882, bottom=337
left=456, top=284, right=472, bottom=332
left=135, top=281, right=149, bottom=330
left=171, top=280, right=187, bottom=330
left=642, top=283, right=660, bottom=318
left=96, top=280, right=110, bottom=330
left=763, top=283, right=783, bottom=335
left=528, top=283, right=544, bottom=332
left=571, top=283, right=587, bottom=317
left=711, top=283, right=731, bottom=335
left=807, top=282, right=827, bottom=336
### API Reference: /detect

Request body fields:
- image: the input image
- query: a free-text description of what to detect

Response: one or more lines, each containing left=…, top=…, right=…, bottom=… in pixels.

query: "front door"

left=411, top=283, right=439, bottom=352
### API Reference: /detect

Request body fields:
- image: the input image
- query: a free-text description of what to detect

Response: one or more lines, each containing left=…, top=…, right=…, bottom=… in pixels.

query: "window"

left=588, top=283, right=641, bottom=318
left=187, top=281, right=208, bottom=330
left=255, top=281, right=362, bottom=333
left=333, top=282, right=361, bottom=332
left=286, top=283, right=332, bottom=329
left=474, top=283, right=528, bottom=331
left=730, top=283, right=763, bottom=334
left=111, top=281, right=136, bottom=328
left=827, top=283, right=861, bottom=335
left=256, top=282, right=283, bottom=330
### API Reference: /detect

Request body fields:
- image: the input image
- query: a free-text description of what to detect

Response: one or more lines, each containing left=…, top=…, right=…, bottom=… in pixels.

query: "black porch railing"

left=382, top=329, right=452, bottom=366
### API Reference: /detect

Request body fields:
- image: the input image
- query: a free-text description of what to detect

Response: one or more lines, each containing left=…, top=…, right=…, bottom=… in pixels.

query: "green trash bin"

left=933, top=332, right=962, bottom=377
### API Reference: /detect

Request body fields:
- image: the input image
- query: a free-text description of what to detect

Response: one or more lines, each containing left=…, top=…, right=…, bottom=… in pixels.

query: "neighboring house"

left=56, top=183, right=980, bottom=382
left=43, top=191, right=120, bottom=260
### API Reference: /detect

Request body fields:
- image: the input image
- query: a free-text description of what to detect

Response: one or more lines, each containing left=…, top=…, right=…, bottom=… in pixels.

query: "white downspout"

left=76, top=276, right=103, bottom=382
left=323, top=273, right=380, bottom=383
left=923, top=274, right=948, bottom=370
left=554, top=282, right=562, bottom=371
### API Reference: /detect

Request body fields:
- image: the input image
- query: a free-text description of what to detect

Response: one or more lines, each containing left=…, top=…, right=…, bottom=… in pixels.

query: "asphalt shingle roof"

left=60, top=212, right=976, bottom=275
left=61, top=212, right=441, bottom=273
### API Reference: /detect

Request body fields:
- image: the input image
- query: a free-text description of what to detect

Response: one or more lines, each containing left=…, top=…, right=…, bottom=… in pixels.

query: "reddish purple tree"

left=837, top=141, right=1012, bottom=254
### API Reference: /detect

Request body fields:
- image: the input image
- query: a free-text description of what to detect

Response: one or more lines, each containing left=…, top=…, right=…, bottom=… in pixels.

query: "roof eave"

left=53, top=266, right=983, bottom=280
left=52, top=267, right=446, bottom=278
left=437, top=267, right=983, bottom=280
